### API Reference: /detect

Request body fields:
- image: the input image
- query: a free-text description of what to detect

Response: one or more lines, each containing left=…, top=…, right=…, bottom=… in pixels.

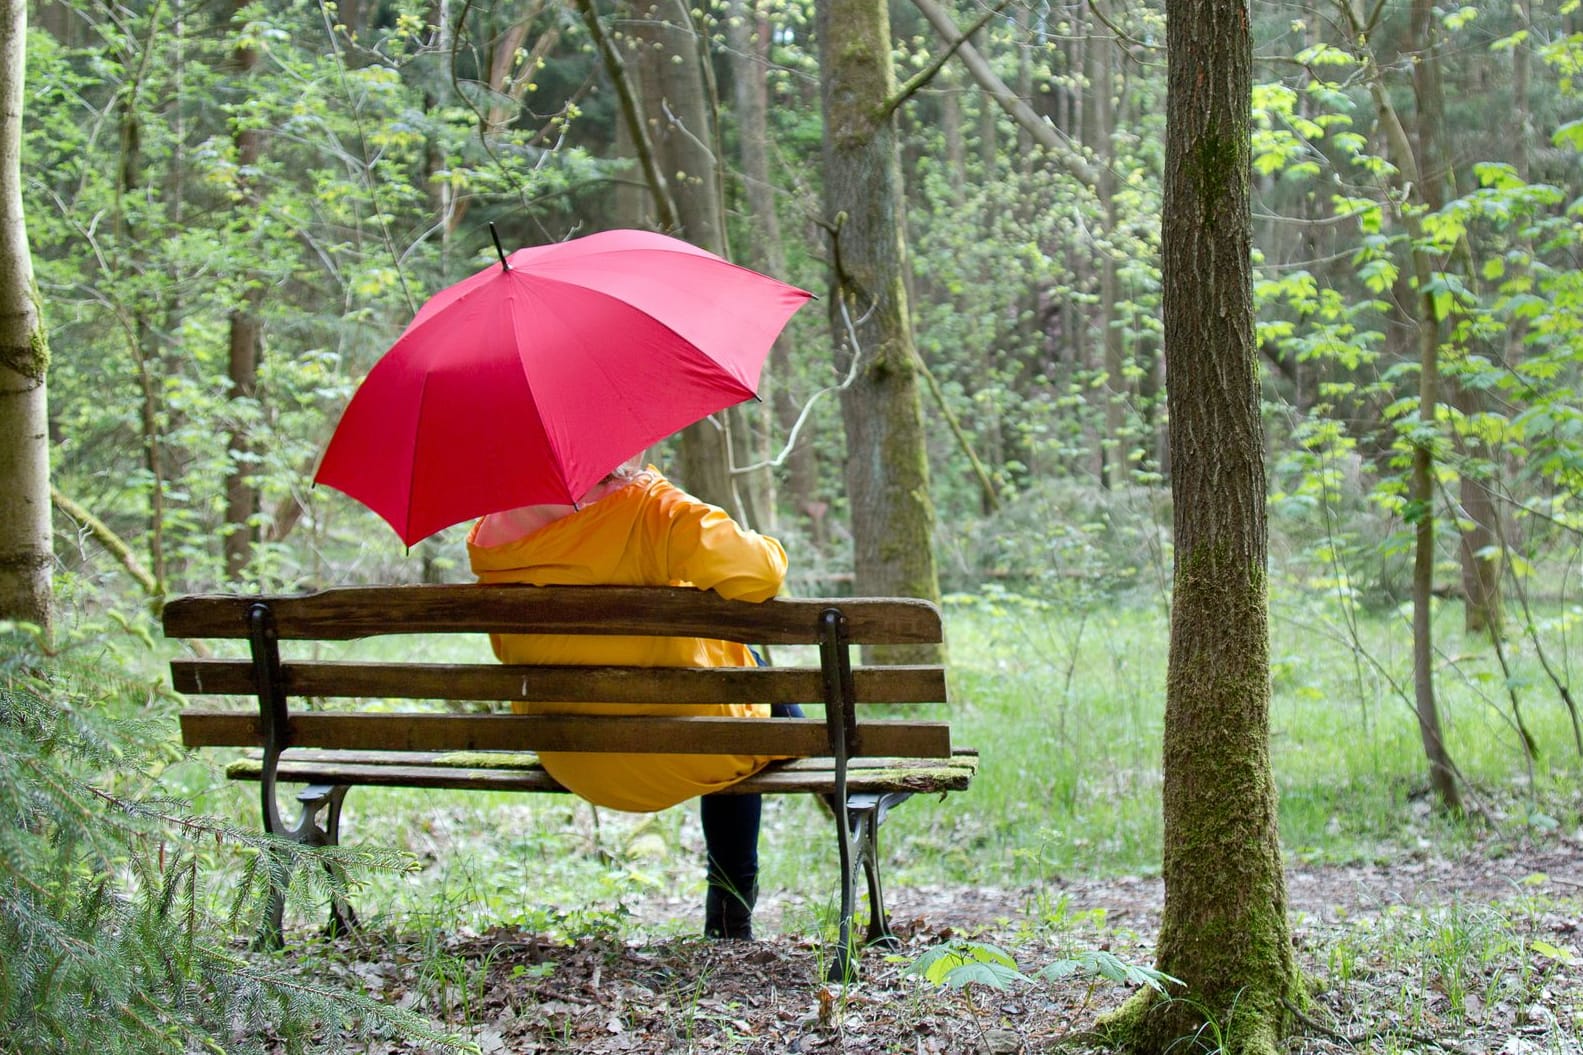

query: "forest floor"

left=290, top=830, right=1583, bottom=1054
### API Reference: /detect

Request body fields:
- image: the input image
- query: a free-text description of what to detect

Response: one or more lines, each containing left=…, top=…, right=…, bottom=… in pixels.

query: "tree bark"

left=1405, top=0, right=1501, bottom=640
left=726, top=0, right=811, bottom=532
left=224, top=0, right=262, bottom=582
left=624, top=0, right=737, bottom=511
left=1097, top=0, right=1293, bottom=1047
left=0, top=0, right=53, bottom=632
left=818, top=0, right=942, bottom=663
left=111, top=22, right=169, bottom=592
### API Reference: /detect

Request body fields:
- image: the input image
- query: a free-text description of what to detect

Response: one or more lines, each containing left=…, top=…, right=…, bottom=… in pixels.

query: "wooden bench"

left=162, top=584, right=978, bottom=980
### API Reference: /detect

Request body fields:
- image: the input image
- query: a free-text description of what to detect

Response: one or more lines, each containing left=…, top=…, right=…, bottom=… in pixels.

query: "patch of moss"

left=431, top=751, right=542, bottom=769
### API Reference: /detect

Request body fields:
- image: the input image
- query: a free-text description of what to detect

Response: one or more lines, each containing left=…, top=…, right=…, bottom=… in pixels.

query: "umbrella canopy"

left=314, top=229, right=814, bottom=546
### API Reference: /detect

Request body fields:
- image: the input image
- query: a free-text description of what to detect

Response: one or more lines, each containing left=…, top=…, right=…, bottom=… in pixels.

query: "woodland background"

left=20, top=0, right=1583, bottom=639
left=22, top=0, right=1583, bottom=797
left=3, top=0, right=1583, bottom=1051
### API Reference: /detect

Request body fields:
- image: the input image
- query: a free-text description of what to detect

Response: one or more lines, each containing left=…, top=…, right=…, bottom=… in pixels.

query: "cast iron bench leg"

left=308, top=784, right=360, bottom=938
left=829, top=798, right=861, bottom=983
left=254, top=783, right=358, bottom=949
left=851, top=792, right=911, bottom=949
left=827, top=791, right=913, bottom=982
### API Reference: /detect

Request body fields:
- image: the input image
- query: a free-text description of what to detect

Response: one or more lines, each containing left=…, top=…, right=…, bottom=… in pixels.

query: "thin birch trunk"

left=0, top=0, right=53, bottom=631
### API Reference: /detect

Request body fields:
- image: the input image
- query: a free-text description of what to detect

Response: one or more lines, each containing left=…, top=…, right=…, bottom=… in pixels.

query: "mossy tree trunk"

left=624, top=0, right=739, bottom=513
left=0, top=0, right=52, bottom=633
left=1098, top=0, right=1294, bottom=1048
left=816, top=0, right=942, bottom=663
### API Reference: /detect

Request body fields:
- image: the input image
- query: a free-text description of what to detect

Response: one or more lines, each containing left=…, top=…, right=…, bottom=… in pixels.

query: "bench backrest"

left=164, top=584, right=951, bottom=760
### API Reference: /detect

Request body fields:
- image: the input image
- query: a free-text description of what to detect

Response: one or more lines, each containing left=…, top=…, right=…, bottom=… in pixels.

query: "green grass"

left=161, top=585, right=1583, bottom=940
left=1320, top=892, right=1578, bottom=1035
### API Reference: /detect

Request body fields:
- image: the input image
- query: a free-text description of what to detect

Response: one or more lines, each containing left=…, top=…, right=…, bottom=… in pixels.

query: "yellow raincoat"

left=466, top=471, right=789, bottom=812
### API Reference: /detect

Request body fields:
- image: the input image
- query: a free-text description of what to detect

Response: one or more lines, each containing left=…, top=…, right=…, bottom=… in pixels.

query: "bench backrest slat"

left=179, top=711, right=953, bottom=757
left=165, top=586, right=951, bottom=763
left=170, top=659, right=947, bottom=706
left=161, top=585, right=943, bottom=645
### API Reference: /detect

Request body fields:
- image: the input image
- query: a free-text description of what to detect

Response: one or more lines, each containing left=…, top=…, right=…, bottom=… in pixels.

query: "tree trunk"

left=1335, top=0, right=1463, bottom=812
left=1098, top=0, right=1293, bottom=1047
left=727, top=0, right=811, bottom=533
left=0, top=0, right=53, bottom=632
left=112, top=26, right=168, bottom=593
left=1092, top=6, right=1126, bottom=489
left=938, top=64, right=966, bottom=203
left=1405, top=0, right=1500, bottom=640
left=625, top=0, right=737, bottom=511
left=818, top=0, right=942, bottom=663
left=1456, top=400, right=1502, bottom=638
left=224, top=1, right=262, bottom=581
left=1407, top=294, right=1461, bottom=808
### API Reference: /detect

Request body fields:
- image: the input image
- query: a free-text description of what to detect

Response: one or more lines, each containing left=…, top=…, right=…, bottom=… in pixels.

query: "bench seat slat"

left=162, top=585, right=942, bottom=645
left=170, top=659, right=947, bottom=705
left=221, top=748, right=969, bottom=771
left=180, top=710, right=953, bottom=757
left=225, top=750, right=980, bottom=796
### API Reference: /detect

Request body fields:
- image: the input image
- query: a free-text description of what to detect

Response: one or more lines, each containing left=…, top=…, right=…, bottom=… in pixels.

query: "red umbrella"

left=313, top=229, right=814, bottom=546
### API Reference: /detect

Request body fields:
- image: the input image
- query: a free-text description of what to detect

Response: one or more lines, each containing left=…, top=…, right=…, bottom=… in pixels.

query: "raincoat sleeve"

left=657, top=485, right=787, bottom=603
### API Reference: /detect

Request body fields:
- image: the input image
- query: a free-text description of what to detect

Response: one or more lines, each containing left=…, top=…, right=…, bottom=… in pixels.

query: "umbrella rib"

left=507, top=295, right=581, bottom=508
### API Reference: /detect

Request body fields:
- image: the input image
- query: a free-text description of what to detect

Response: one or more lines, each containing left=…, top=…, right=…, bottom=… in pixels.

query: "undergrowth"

left=0, top=617, right=470, bottom=1054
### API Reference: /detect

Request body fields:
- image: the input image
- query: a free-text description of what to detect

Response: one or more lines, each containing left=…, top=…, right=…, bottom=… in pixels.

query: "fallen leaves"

left=256, top=837, right=1583, bottom=1054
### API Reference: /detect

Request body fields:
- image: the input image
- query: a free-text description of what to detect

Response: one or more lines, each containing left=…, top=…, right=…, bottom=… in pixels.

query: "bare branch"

left=876, top=0, right=1014, bottom=126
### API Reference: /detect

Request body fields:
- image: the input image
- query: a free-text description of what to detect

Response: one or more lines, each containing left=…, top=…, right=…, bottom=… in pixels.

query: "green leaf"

left=939, top=962, right=1033, bottom=989
left=1531, top=940, right=1578, bottom=964
left=1553, top=119, right=1583, bottom=152
left=907, top=940, right=1024, bottom=987
left=1034, top=951, right=1183, bottom=994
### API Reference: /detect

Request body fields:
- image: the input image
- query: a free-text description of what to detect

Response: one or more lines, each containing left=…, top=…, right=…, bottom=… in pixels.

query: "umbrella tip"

left=489, top=222, right=510, bottom=271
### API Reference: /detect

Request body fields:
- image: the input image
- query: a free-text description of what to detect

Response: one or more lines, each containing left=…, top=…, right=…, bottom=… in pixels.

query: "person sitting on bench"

left=467, top=459, right=794, bottom=940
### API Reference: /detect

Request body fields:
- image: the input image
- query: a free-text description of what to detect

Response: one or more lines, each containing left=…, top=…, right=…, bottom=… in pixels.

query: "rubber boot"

left=704, top=881, right=757, bottom=940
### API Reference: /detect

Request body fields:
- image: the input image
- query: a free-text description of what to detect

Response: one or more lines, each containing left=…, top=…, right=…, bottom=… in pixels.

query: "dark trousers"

left=700, top=702, right=803, bottom=907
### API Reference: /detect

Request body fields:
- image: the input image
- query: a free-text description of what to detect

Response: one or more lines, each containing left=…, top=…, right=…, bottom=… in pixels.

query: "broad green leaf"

left=1553, top=119, right=1583, bottom=151
left=939, top=962, right=1033, bottom=990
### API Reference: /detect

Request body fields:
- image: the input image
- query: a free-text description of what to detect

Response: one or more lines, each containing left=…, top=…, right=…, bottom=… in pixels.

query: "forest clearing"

left=8, top=595, right=1581, bottom=1052
left=5, top=0, right=1583, bottom=1051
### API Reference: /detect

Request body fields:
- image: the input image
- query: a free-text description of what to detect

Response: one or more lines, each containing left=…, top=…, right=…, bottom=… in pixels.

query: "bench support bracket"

left=845, top=791, right=910, bottom=945
left=248, top=603, right=360, bottom=947
left=257, top=784, right=360, bottom=948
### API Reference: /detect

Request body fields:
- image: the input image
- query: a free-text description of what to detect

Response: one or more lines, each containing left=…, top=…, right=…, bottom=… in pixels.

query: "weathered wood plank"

left=224, top=751, right=980, bottom=795
left=219, top=748, right=975, bottom=772
left=170, top=659, right=947, bottom=705
left=162, top=585, right=942, bottom=645
left=179, top=710, right=954, bottom=757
